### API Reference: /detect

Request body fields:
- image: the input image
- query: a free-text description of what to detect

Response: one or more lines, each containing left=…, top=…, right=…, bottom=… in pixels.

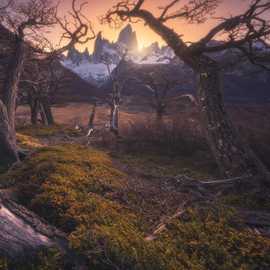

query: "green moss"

left=221, top=192, right=270, bottom=212
left=17, top=133, right=43, bottom=150
left=155, top=207, right=270, bottom=270
left=1, top=144, right=127, bottom=228
left=2, top=144, right=270, bottom=270
left=0, top=249, right=64, bottom=270
left=115, top=152, right=215, bottom=179
left=0, top=258, right=8, bottom=270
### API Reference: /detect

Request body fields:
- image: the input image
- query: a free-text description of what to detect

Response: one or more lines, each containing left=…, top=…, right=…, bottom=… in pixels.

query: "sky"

left=52, top=0, right=248, bottom=52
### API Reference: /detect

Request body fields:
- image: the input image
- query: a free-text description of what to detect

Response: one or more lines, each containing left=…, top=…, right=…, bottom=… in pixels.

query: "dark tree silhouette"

left=21, top=59, right=67, bottom=126
left=140, top=68, right=177, bottom=121
left=104, top=0, right=270, bottom=181
left=0, top=0, right=95, bottom=167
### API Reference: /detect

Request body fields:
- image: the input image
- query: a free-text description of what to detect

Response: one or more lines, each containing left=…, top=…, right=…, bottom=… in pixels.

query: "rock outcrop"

left=117, top=24, right=138, bottom=52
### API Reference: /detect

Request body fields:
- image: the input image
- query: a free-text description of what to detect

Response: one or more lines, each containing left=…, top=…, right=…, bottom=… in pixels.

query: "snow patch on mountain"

left=62, top=60, right=116, bottom=85
left=61, top=24, right=176, bottom=84
left=61, top=22, right=270, bottom=86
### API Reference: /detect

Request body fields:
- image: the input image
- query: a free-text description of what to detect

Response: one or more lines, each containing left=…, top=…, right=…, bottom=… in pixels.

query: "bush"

left=120, top=115, right=209, bottom=157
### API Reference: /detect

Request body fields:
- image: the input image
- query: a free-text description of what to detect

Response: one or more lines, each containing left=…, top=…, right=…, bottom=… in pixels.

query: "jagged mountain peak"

left=63, top=25, right=176, bottom=84
left=118, top=24, right=133, bottom=39
left=117, top=24, right=138, bottom=52
left=97, top=31, right=102, bottom=38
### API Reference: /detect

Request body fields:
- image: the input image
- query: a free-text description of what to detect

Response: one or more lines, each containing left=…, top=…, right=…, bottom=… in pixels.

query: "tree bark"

left=39, top=102, right=48, bottom=126
left=0, top=193, right=89, bottom=269
left=40, top=97, right=54, bottom=125
left=29, top=97, right=39, bottom=125
left=88, top=103, right=96, bottom=130
left=110, top=104, right=119, bottom=136
left=197, top=62, right=269, bottom=180
left=2, top=37, right=25, bottom=132
left=0, top=36, right=25, bottom=167
left=0, top=100, right=19, bottom=167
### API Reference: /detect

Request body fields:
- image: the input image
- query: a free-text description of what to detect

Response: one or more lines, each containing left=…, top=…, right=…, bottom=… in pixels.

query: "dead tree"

left=109, top=81, right=121, bottom=136
left=141, top=68, right=177, bottom=121
left=22, top=59, right=67, bottom=126
left=102, top=53, right=126, bottom=137
left=104, top=0, right=270, bottom=181
left=0, top=100, right=18, bottom=165
left=0, top=0, right=95, bottom=166
left=86, top=102, right=97, bottom=137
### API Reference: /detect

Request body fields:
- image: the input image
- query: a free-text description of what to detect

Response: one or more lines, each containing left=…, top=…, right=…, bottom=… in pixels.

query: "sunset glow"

left=52, top=0, right=247, bottom=52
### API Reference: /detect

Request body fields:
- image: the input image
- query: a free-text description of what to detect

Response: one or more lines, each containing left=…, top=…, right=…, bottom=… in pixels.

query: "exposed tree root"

left=238, top=209, right=270, bottom=237
left=0, top=194, right=65, bottom=259
left=145, top=208, right=187, bottom=241
left=0, top=193, right=88, bottom=268
left=145, top=174, right=270, bottom=241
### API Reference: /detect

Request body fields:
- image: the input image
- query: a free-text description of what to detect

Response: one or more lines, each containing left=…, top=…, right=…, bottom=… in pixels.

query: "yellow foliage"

left=18, top=125, right=81, bottom=138
left=16, top=133, right=43, bottom=150
left=2, top=144, right=270, bottom=270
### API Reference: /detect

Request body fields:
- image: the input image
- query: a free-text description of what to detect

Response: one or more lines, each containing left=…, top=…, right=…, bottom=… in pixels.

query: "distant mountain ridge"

left=62, top=24, right=175, bottom=85
left=61, top=24, right=270, bottom=104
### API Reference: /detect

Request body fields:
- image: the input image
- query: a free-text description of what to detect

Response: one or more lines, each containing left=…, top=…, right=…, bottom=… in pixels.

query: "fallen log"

left=0, top=193, right=88, bottom=269
left=145, top=209, right=186, bottom=241
left=0, top=194, right=67, bottom=259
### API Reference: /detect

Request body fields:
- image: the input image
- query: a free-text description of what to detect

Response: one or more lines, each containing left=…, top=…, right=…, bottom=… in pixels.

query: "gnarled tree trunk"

left=197, top=62, right=269, bottom=180
left=3, top=37, right=25, bottom=132
left=29, top=96, right=39, bottom=125
left=40, top=96, right=54, bottom=125
left=39, top=102, right=48, bottom=126
left=0, top=193, right=88, bottom=269
left=29, top=96, right=54, bottom=126
left=105, top=0, right=270, bottom=182
left=0, top=36, right=25, bottom=166
left=0, top=100, right=19, bottom=167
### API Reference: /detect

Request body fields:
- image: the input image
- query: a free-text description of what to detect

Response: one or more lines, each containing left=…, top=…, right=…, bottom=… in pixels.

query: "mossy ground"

left=0, top=249, right=64, bottom=270
left=1, top=125, right=270, bottom=270
left=113, top=152, right=216, bottom=179
left=17, top=125, right=81, bottom=138
left=16, top=133, right=44, bottom=150
left=221, top=191, right=270, bottom=212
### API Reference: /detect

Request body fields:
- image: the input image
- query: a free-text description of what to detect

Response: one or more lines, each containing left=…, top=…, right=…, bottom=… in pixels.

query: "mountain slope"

left=61, top=24, right=270, bottom=103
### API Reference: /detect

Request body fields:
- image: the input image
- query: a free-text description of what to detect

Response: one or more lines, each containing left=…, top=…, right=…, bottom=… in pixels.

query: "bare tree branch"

left=103, top=0, right=270, bottom=180
left=104, top=0, right=270, bottom=69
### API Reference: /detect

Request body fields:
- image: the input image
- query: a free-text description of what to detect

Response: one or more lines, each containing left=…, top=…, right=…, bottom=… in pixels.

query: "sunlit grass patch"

left=1, top=144, right=270, bottom=269
left=17, top=133, right=44, bottom=150
left=17, top=124, right=81, bottom=138
left=115, top=152, right=215, bottom=179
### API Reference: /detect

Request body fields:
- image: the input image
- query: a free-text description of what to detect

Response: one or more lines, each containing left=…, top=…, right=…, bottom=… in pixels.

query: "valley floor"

left=1, top=102, right=270, bottom=269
